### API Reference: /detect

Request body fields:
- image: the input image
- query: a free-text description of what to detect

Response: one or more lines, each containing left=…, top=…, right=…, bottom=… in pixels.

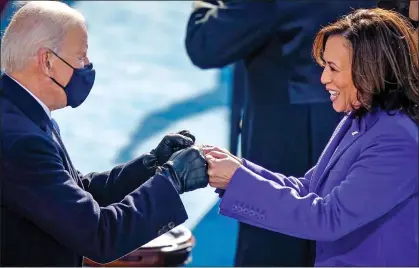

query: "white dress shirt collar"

left=6, top=73, right=52, bottom=119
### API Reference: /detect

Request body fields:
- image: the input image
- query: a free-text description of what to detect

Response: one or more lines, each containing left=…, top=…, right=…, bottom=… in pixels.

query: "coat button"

left=168, top=222, right=175, bottom=229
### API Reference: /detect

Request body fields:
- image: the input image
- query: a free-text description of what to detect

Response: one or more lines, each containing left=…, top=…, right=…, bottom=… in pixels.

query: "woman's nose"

left=320, top=66, right=331, bottom=85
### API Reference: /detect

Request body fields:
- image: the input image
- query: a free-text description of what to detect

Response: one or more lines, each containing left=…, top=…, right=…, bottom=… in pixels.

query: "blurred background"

left=1, top=1, right=239, bottom=266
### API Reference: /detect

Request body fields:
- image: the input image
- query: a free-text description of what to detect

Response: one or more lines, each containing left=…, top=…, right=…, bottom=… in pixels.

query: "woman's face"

left=320, top=35, right=360, bottom=113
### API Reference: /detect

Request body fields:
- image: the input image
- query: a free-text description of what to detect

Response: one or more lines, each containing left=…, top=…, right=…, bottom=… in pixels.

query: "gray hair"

left=1, top=1, right=85, bottom=73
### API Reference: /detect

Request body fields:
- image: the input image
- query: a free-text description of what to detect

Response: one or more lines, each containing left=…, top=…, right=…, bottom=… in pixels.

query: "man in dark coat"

left=0, top=1, right=208, bottom=266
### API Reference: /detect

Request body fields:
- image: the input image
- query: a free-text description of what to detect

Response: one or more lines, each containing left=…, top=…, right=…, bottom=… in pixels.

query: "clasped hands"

left=144, top=130, right=241, bottom=194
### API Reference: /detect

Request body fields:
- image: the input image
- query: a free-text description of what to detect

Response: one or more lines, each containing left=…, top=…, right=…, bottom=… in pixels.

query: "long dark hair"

left=313, top=8, right=419, bottom=121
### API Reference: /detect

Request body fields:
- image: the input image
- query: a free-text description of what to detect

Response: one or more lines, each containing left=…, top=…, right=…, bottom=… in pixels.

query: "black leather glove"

left=151, top=130, right=196, bottom=165
left=156, top=145, right=209, bottom=194
left=139, top=130, right=195, bottom=177
left=137, top=152, right=159, bottom=177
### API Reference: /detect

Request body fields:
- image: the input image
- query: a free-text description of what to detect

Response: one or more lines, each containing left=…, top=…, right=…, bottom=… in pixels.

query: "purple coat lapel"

left=310, top=110, right=381, bottom=192
left=309, top=114, right=352, bottom=191
left=314, top=121, right=361, bottom=191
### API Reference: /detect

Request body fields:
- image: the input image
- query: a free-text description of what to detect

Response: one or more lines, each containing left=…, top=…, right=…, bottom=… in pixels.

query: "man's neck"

left=8, top=71, right=55, bottom=111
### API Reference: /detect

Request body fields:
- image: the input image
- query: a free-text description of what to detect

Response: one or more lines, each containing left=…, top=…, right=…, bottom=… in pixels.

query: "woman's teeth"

left=329, top=90, right=339, bottom=101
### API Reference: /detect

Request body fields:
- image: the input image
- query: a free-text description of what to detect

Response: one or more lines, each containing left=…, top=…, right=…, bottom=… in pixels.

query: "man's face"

left=49, top=23, right=89, bottom=88
left=44, top=23, right=89, bottom=109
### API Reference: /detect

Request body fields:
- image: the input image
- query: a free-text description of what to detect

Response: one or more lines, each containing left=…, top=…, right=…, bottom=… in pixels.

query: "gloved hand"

left=151, top=130, right=196, bottom=165
left=138, top=130, right=196, bottom=177
left=156, top=145, right=209, bottom=194
left=137, top=152, right=159, bottom=177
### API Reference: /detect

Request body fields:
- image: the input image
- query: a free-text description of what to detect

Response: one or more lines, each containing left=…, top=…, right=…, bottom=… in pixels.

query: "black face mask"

left=49, top=50, right=96, bottom=108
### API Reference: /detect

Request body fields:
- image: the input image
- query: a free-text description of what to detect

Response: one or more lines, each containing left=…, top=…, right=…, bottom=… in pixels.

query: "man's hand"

left=151, top=130, right=196, bottom=166
left=137, top=130, right=195, bottom=179
left=157, top=145, right=209, bottom=194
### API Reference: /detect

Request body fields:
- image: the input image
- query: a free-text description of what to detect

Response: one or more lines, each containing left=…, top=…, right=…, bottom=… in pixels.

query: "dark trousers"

left=235, top=103, right=341, bottom=267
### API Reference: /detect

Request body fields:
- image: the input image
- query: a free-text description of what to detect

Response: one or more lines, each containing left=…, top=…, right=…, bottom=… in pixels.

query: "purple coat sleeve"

left=215, top=159, right=314, bottom=197
left=219, top=133, right=418, bottom=241
left=242, top=159, right=313, bottom=196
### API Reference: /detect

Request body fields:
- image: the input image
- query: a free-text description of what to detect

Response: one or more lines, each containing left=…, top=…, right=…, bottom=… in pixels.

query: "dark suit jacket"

left=0, top=74, right=188, bottom=266
left=229, top=62, right=246, bottom=155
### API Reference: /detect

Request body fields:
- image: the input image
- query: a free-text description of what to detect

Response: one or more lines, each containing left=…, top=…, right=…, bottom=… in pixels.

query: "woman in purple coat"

left=203, top=8, right=418, bottom=266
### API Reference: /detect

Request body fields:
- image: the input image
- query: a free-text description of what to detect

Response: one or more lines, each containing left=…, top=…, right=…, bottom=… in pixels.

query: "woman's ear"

left=409, top=0, right=418, bottom=21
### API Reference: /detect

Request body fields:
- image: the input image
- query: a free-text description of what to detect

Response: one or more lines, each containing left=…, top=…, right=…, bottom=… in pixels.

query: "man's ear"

left=37, top=47, right=53, bottom=76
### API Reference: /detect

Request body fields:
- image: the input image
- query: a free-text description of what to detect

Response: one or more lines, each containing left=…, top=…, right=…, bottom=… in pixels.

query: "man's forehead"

left=62, top=24, right=88, bottom=51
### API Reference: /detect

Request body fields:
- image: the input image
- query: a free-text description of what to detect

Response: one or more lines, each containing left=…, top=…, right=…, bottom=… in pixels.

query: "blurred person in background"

left=0, top=1, right=208, bottom=266
left=377, top=0, right=418, bottom=26
left=0, top=0, right=7, bottom=14
left=377, top=0, right=418, bottom=33
left=185, top=0, right=375, bottom=266
left=204, top=8, right=419, bottom=266
left=229, top=61, right=246, bottom=156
